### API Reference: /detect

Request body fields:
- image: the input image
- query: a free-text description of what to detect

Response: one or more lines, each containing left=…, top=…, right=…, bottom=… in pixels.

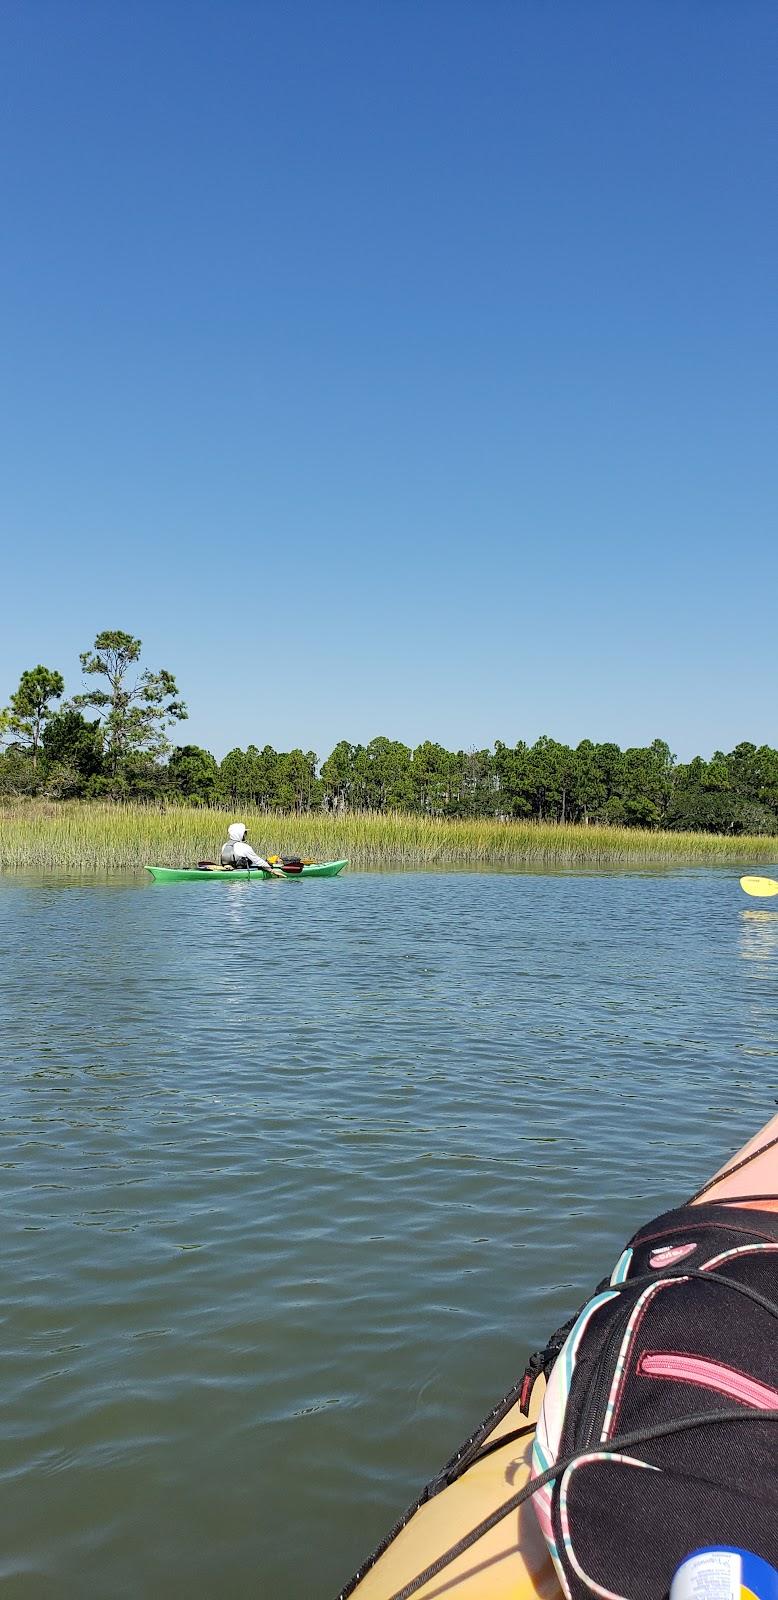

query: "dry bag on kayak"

left=525, top=1201, right=778, bottom=1598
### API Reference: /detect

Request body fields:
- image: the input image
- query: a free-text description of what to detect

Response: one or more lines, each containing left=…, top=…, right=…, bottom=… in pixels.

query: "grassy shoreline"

left=0, top=800, right=776, bottom=872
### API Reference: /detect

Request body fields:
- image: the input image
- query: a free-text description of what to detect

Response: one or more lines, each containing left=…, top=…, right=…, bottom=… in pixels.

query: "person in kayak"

left=220, top=823, right=285, bottom=875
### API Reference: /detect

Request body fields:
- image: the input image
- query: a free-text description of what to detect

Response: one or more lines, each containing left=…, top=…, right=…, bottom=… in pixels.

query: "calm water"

left=1, top=867, right=777, bottom=1597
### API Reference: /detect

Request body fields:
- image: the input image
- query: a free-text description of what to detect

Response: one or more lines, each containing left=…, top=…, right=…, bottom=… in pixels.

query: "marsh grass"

left=0, top=801, right=776, bottom=872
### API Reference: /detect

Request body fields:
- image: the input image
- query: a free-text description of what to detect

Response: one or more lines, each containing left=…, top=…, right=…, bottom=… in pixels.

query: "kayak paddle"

left=740, top=875, right=778, bottom=898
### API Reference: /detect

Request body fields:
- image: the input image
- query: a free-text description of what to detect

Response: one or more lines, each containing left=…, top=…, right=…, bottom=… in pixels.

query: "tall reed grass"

left=0, top=801, right=776, bottom=871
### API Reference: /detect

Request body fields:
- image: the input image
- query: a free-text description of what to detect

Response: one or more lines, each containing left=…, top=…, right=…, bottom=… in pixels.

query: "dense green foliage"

left=2, top=641, right=777, bottom=834
left=73, top=630, right=187, bottom=779
left=3, top=665, right=64, bottom=769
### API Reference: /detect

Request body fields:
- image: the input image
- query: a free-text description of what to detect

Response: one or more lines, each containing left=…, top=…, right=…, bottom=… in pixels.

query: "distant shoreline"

left=0, top=801, right=775, bottom=872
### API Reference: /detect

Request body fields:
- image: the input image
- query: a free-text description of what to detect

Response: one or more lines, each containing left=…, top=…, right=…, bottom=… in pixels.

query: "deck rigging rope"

left=384, top=1406, right=778, bottom=1600
left=688, top=1127, right=778, bottom=1203
left=380, top=1264, right=778, bottom=1600
left=337, top=1136, right=778, bottom=1599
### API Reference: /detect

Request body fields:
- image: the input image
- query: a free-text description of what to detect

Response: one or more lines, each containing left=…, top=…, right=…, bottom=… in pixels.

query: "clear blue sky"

left=1, top=0, right=776, bottom=762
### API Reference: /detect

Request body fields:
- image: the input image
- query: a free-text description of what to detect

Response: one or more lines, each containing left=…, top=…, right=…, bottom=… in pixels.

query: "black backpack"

left=525, top=1200, right=778, bottom=1598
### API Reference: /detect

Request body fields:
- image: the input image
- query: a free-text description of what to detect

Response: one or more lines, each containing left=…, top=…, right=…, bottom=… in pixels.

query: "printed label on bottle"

left=671, top=1549, right=778, bottom=1600
left=670, top=1550, right=740, bottom=1600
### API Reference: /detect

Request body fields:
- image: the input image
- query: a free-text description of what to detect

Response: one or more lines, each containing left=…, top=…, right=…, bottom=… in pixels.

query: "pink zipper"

left=637, top=1350, right=778, bottom=1410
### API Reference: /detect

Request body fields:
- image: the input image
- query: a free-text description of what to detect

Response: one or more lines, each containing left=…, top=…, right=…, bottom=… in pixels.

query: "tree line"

left=2, top=631, right=777, bottom=833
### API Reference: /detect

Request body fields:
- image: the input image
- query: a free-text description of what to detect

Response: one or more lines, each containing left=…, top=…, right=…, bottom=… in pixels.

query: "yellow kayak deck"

left=341, top=1112, right=778, bottom=1600
left=348, top=1376, right=557, bottom=1600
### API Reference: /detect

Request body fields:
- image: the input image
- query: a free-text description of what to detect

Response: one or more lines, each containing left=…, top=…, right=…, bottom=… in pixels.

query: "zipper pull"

left=519, top=1350, right=545, bottom=1416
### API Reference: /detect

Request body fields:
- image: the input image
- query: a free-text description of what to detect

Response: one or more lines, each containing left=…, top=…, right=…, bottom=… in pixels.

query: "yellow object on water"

left=740, top=875, right=778, bottom=898
left=267, top=854, right=314, bottom=865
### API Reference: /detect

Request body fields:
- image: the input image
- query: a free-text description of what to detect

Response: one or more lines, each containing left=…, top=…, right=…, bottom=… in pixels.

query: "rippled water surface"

left=1, top=866, right=777, bottom=1597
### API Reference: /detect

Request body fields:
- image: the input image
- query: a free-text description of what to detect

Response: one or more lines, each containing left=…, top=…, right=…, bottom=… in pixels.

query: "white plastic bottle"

left=670, top=1547, right=778, bottom=1600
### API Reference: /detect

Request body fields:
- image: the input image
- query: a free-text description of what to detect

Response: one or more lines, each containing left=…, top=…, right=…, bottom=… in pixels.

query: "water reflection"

left=739, top=908, right=778, bottom=970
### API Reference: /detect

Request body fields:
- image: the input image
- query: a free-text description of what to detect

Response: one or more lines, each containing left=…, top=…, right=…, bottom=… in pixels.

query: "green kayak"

left=145, top=860, right=348, bottom=883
